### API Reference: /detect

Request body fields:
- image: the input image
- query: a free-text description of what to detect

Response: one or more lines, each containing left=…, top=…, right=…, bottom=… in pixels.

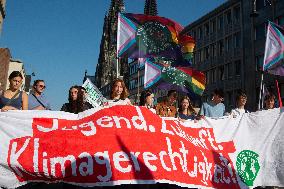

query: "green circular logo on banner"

left=136, top=21, right=173, bottom=55
left=236, top=150, right=260, bottom=186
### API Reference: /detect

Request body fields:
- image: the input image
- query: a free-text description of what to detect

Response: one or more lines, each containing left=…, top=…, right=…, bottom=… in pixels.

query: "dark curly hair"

left=67, top=85, right=84, bottom=113
left=139, top=89, right=153, bottom=106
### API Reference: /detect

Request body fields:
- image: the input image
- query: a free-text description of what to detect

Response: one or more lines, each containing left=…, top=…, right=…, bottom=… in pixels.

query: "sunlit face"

left=145, top=94, right=154, bottom=106
left=9, top=76, right=22, bottom=90
left=34, top=81, right=46, bottom=94
left=237, top=96, right=247, bottom=107
left=265, top=98, right=275, bottom=109
left=181, top=99, right=190, bottom=110
left=113, top=81, right=123, bottom=98
left=70, top=88, right=78, bottom=101
left=168, top=94, right=177, bottom=105
left=212, top=93, right=224, bottom=104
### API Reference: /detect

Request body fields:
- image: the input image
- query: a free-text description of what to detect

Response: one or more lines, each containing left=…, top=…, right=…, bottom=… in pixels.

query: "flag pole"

left=258, top=72, right=264, bottom=110
left=137, top=38, right=141, bottom=105
left=275, top=79, right=282, bottom=107
left=116, top=57, right=119, bottom=78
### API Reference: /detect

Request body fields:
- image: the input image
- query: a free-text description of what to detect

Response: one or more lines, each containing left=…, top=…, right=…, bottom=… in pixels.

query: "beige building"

left=0, top=0, right=6, bottom=34
left=0, top=48, right=28, bottom=93
left=6, top=59, right=27, bottom=91
left=0, top=48, right=11, bottom=92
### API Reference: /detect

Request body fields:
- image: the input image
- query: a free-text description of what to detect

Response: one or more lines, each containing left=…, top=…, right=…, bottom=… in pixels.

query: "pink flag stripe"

left=264, top=25, right=284, bottom=65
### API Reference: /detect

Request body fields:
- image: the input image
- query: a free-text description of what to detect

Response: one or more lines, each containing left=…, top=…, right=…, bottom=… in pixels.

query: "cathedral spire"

left=108, top=0, right=125, bottom=17
left=144, top=0, right=158, bottom=16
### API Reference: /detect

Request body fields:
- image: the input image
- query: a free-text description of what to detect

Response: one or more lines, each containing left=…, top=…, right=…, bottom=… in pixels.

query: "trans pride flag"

left=263, top=21, right=284, bottom=76
left=144, top=58, right=205, bottom=96
left=117, top=13, right=194, bottom=64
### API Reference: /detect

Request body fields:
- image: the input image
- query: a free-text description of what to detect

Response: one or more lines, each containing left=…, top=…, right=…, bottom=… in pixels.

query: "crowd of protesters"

left=0, top=72, right=282, bottom=189
left=0, top=71, right=280, bottom=119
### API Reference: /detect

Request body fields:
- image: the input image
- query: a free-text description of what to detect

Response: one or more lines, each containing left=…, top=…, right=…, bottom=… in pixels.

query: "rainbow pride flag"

left=117, top=13, right=193, bottom=63
left=144, top=58, right=205, bottom=96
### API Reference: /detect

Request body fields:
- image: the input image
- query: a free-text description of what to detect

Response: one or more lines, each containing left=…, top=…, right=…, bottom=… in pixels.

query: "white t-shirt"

left=106, top=98, right=131, bottom=106
left=231, top=108, right=248, bottom=117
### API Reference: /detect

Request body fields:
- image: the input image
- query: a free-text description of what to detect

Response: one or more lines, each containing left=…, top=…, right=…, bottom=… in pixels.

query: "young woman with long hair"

left=61, top=85, right=90, bottom=113
left=177, top=96, right=196, bottom=121
left=139, top=89, right=156, bottom=113
left=0, top=71, right=28, bottom=111
left=108, top=78, right=131, bottom=105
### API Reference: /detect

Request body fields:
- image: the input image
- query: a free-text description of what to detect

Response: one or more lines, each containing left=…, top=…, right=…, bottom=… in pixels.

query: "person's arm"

left=22, top=92, right=28, bottom=110
left=1, top=105, right=18, bottom=111
left=199, top=103, right=205, bottom=116
left=32, top=105, right=46, bottom=110
left=60, top=103, right=68, bottom=112
left=222, top=104, right=226, bottom=116
left=125, top=98, right=132, bottom=105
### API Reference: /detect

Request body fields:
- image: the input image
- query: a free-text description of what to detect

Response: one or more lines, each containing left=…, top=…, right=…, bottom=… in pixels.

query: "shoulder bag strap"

left=32, top=94, right=46, bottom=109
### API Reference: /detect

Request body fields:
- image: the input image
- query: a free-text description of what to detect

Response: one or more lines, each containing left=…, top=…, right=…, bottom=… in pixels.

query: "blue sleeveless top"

left=0, top=91, right=23, bottom=110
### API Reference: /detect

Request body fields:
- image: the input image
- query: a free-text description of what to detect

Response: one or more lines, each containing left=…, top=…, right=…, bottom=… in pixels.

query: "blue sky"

left=0, top=0, right=225, bottom=110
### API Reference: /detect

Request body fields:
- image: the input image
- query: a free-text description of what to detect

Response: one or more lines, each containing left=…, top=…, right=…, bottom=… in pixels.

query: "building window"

left=210, top=44, right=216, bottom=57
left=234, top=6, right=240, bottom=22
left=277, top=16, right=284, bottom=26
left=205, top=46, right=210, bottom=60
left=192, top=30, right=197, bottom=39
left=210, top=19, right=216, bottom=33
left=211, top=69, right=216, bottom=83
left=234, top=32, right=241, bottom=48
left=224, top=64, right=228, bottom=79
left=139, top=75, right=144, bottom=87
left=218, top=15, right=223, bottom=30
left=235, top=60, right=241, bottom=76
left=198, top=27, right=203, bottom=39
left=205, top=23, right=210, bottom=36
left=228, top=63, right=234, bottom=79
left=254, top=23, right=266, bottom=40
left=218, top=40, right=224, bottom=55
left=206, top=71, right=211, bottom=84
left=201, top=49, right=205, bottom=62
left=226, top=10, right=232, bottom=24
left=193, top=52, right=197, bottom=64
left=255, top=55, right=264, bottom=71
left=256, top=0, right=266, bottom=11
left=226, top=36, right=232, bottom=51
left=198, top=50, right=202, bottom=62
left=219, top=66, right=225, bottom=80
left=227, top=91, right=233, bottom=110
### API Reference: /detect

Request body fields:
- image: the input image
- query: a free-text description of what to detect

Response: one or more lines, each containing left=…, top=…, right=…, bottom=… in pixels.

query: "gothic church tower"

left=95, top=0, right=128, bottom=89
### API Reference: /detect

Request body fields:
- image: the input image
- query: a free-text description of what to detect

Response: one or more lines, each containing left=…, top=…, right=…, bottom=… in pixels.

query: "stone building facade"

left=0, top=48, right=10, bottom=93
left=183, top=0, right=284, bottom=111
left=0, top=0, right=6, bottom=34
left=94, top=0, right=129, bottom=97
left=0, top=48, right=29, bottom=93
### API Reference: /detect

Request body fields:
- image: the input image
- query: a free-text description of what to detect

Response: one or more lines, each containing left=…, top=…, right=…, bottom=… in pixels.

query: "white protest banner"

left=82, top=78, right=107, bottom=107
left=0, top=106, right=283, bottom=189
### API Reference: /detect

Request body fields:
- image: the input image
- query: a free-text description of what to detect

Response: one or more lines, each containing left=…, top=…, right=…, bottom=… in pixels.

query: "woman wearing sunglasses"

left=28, top=79, right=51, bottom=110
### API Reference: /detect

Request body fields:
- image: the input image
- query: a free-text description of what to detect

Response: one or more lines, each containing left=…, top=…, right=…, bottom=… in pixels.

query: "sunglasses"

left=37, top=85, right=46, bottom=89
